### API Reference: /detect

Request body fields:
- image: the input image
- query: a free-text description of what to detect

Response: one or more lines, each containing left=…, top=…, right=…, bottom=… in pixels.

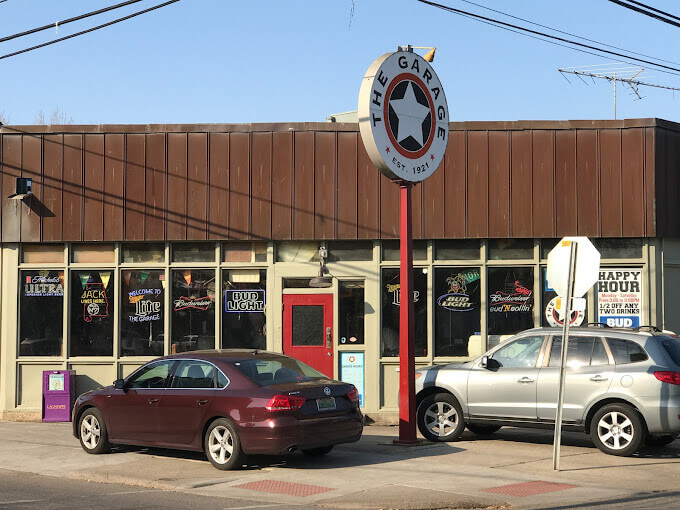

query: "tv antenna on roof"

left=558, top=64, right=680, bottom=119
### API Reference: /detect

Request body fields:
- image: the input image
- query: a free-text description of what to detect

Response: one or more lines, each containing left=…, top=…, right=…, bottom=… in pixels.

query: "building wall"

left=0, top=119, right=665, bottom=244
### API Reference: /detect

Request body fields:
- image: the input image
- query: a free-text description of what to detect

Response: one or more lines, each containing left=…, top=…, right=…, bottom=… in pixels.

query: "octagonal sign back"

left=359, top=50, right=449, bottom=182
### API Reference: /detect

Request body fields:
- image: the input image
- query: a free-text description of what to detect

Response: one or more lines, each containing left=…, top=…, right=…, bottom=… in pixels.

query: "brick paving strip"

left=482, top=480, right=579, bottom=497
left=234, top=480, right=335, bottom=497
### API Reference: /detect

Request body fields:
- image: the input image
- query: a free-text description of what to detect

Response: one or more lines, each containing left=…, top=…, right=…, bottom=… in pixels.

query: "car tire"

left=417, top=393, right=465, bottom=442
left=78, top=408, right=110, bottom=454
left=302, top=445, right=334, bottom=457
left=466, top=424, right=502, bottom=436
left=645, top=434, right=676, bottom=447
left=204, top=418, right=245, bottom=470
left=590, top=403, right=646, bottom=457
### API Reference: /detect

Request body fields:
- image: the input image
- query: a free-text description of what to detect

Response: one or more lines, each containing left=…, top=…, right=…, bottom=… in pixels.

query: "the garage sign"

left=358, top=47, right=449, bottom=182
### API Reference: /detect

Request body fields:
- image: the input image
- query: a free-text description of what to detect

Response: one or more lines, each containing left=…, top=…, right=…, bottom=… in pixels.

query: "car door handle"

left=517, top=377, right=535, bottom=383
left=147, top=398, right=159, bottom=404
left=590, top=375, right=608, bottom=382
left=197, top=399, right=209, bottom=406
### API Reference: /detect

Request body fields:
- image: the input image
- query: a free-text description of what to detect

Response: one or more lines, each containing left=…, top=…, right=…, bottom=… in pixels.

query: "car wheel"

left=302, top=445, right=334, bottom=457
left=590, top=404, right=646, bottom=457
left=204, top=418, right=244, bottom=470
left=466, top=424, right=502, bottom=435
left=645, top=435, right=676, bottom=447
left=78, top=408, right=110, bottom=454
left=417, top=393, right=465, bottom=442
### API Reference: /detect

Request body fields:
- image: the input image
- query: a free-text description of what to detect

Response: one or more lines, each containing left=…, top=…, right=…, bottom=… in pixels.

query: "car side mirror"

left=113, top=378, right=127, bottom=392
left=480, top=355, right=489, bottom=369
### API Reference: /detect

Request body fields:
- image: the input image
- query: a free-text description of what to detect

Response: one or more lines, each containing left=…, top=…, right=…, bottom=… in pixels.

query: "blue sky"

left=2, top=0, right=680, bottom=125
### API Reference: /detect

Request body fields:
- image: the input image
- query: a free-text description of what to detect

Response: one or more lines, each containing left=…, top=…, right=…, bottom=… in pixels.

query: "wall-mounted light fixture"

left=8, top=177, right=33, bottom=200
left=309, top=245, right=332, bottom=288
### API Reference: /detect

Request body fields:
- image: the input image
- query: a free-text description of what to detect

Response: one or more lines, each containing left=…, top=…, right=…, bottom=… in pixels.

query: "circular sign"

left=358, top=50, right=449, bottom=182
left=545, top=297, right=585, bottom=327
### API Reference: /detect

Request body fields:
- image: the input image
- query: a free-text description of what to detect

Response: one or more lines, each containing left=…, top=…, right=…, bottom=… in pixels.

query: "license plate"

left=316, top=397, right=336, bottom=411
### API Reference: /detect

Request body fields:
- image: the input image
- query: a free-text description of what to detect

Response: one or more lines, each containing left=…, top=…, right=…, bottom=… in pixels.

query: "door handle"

left=517, top=377, right=535, bottom=383
left=325, top=326, right=332, bottom=349
left=590, top=375, right=608, bottom=382
left=147, top=397, right=159, bottom=404
left=197, top=399, right=209, bottom=406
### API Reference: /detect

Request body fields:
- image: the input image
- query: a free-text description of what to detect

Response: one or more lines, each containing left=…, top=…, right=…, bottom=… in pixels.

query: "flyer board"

left=597, top=268, right=643, bottom=328
left=339, top=352, right=364, bottom=407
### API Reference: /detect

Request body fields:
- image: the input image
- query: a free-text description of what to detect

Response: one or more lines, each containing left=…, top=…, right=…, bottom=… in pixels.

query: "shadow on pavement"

left=109, top=432, right=463, bottom=470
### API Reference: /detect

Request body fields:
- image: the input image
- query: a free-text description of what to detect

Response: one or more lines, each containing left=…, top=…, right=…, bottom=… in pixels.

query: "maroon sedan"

left=72, top=350, right=363, bottom=470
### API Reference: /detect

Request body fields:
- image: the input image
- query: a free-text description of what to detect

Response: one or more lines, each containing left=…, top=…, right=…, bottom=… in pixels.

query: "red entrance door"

left=283, top=294, right=333, bottom=377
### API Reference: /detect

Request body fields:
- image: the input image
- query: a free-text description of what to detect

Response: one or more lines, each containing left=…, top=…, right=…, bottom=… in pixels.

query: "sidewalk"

left=1, top=420, right=679, bottom=509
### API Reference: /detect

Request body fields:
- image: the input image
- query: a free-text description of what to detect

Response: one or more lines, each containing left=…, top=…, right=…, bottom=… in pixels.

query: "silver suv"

left=415, top=327, right=680, bottom=456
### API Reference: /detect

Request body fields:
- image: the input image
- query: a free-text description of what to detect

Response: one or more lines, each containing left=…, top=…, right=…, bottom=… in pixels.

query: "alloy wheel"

left=596, top=410, right=635, bottom=450
left=424, top=401, right=459, bottom=438
left=208, top=425, right=234, bottom=465
left=80, top=414, right=101, bottom=450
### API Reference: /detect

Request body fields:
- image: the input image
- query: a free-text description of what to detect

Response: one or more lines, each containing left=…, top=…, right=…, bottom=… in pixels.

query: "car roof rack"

left=587, top=322, right=611, bottom=328
left=631, top=325, right=662, bottom=333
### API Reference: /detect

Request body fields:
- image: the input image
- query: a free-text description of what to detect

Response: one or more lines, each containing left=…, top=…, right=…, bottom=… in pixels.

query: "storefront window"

left=487, top=267, right=534, bottom=335
left=381, top=268, right=427, bottom=357
left=71, top=244, right=115, bottom=264
left=339, top=281, right=364, bottom=345
left=172, top=243, right=215, bottom=263
left=488, top=239, right=533, bottom=260
left=541, top=267, right=588, bottom=328
left=434, top=240, right=480, bottom=260
left=22, top=245, right=64, bottom=264
left=382, top=241, right=427, bottom=261
left=70, top=270, right=114, bottom=356
left=222, top=269, right=266, bottom=349
left=327, top=241, right=373, bottom=262
left=19, top=270, right=64, bottom=356
left=121, top=270, right=165, bottom=356
left=223, top=242, right=267, bottom=263
left=593, top=238, right=643, bottom=259
left=276, top=242, right=320, bottom=262
left=122, top=243, right=165, bottom=263
left=434, top=267, right=481, bottom=356
left=171, top=269, right=215, bottom=353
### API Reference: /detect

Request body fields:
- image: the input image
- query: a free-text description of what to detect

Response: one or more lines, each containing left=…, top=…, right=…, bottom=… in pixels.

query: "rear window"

left=232, top=356, right=326, bottom=386
left=606, top=338, right=649, bottom=364
left=662, top=338, right=680, bottom=365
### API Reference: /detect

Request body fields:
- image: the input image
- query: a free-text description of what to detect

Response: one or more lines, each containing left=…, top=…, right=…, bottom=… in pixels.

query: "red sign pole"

left=395, top=181, right=417, bottom=444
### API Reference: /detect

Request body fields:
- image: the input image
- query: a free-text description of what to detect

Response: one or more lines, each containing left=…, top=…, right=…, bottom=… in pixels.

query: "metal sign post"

left=552, top=240, right=576, bottom=471
left=397, top=181, right=417, bottom=443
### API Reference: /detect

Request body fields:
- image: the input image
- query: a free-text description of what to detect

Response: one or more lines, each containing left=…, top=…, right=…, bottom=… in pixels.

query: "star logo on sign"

left=388, top=81, right=432, bottom=152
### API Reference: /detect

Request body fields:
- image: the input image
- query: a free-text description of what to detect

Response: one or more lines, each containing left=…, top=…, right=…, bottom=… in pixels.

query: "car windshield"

left=231, top=356, right=327, bottom=386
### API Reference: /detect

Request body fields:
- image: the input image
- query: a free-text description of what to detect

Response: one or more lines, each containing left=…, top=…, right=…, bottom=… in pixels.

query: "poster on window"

left=597, top=268, right=642, bottom=328
left=339, top=352, right=364, bottom=407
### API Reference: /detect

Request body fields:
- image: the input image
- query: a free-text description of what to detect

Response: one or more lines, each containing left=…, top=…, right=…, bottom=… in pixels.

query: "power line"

left=417, top=0, right=680, bottom=75
left=624, top=0, right=680, bottom=21
left=458, top=0, right=680, bottom=67
left=0, top=0, right=181, bottom=61
left=0, top=0, right=145, bottom=44
left=607, top=0, right=680, bottom=27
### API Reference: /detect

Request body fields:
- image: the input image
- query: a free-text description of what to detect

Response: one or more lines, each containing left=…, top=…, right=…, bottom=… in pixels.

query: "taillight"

left=266, top=394, right=306, bottom=411
left=654, top=371, right=680, bottom=386
left=346, top=386, right=360, bottom=405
